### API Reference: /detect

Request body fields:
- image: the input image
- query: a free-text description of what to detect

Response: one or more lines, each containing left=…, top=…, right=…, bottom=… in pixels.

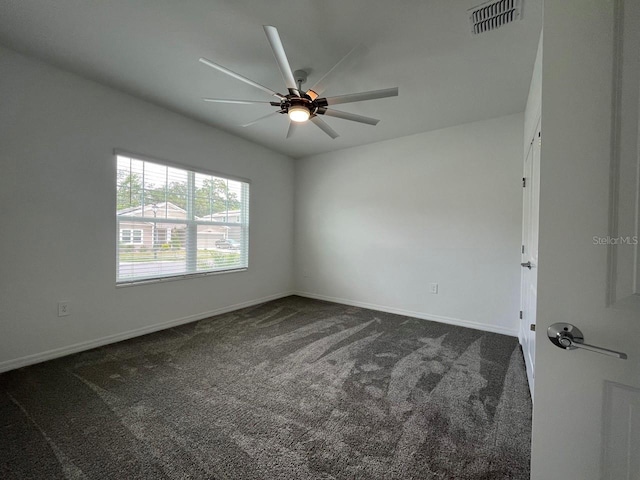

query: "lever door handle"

left=521, top=261, right=532, bottom=269
left=547, top=323, right=627, bottom=360
left=569, top=341, right=627, bottom=359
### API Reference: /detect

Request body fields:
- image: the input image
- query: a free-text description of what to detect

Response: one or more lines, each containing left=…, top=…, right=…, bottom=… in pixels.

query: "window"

left=120, top=229, right=143, bottom=245
left=116, top=153, right=249, bottom=284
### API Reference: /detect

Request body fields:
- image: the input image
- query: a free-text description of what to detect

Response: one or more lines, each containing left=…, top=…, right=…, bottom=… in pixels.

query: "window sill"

left=116, top=267, right=247, bottom=288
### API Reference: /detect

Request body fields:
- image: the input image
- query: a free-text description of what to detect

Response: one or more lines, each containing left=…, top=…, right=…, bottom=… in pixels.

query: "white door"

left=531, top=1, right=640, bottom=479
left=520, top=120, right=540, bottom=397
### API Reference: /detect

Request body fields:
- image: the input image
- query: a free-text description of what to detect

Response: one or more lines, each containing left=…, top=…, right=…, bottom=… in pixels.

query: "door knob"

left=521, top=261, right=532, bottom=269
left=547, top=323, right=627, bottom=360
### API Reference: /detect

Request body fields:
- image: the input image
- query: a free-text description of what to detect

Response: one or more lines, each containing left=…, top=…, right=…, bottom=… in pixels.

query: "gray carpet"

left=0, top=296, right=532, bottom=479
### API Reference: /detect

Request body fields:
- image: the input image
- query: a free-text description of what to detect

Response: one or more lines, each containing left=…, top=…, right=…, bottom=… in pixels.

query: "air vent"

left=468, top=0, right=522, bottom=35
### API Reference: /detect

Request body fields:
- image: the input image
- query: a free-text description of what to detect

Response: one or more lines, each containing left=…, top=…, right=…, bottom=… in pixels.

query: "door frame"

left=520, top=117, right=541, bottom=398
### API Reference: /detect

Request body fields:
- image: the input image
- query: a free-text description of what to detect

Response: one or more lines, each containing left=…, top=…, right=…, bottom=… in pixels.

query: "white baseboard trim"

left=1, top=291, right=518, bottom=373
left=0, top=291, right=294, bottom=374
left=293, top=291, right=519, bottom=338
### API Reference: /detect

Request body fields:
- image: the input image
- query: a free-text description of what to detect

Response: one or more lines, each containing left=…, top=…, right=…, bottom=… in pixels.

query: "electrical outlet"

left=429, top=283, right=439, bottom=294
left=58, top=301, right=71, bottom=317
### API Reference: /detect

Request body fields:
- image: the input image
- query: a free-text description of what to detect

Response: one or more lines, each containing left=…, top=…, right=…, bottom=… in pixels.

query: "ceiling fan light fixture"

left=289, top=105, right=310, bottom=123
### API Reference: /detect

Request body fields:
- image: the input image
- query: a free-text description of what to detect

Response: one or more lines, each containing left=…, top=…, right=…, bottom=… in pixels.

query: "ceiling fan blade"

left=318, top=108, right=380, bottom=126
left=310, top=116, right=339, bottom=139
left=203, top=98, right=272, bottom=105
left=322, top=87, right=399, bottom=106
left=199, top=57, right=285, bottom=99
left=286, top=121, right=297, bottom=139
left=263, top=26, right=299, bottom=96
left=241, top=111, right=282, bottom=127
left=307, top=44, right=366, bottom=98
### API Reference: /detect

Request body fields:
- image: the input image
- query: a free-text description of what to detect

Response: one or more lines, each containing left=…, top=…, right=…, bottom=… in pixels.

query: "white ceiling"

left=0, top=0, right=542, bottom=159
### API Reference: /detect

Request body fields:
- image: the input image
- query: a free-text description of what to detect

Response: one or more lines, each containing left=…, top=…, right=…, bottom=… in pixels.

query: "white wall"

left=0, top=46, right=295, bottom=371
left=294, top=114, right=524, bottom=336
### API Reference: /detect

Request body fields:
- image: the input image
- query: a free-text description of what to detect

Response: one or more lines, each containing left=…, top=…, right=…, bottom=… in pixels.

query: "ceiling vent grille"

left=468, top=0, right=522, bottom=35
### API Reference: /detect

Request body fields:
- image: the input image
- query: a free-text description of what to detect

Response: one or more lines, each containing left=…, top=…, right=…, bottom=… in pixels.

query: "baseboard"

left=1, top=290, right=518, bottom=373
left=0, top=291, right=294, bottom=374
left=293, top=291, right=519, bottom=338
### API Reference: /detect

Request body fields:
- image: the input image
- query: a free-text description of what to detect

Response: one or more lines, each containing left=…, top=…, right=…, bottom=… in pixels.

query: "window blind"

left=116, top=154, right=249, bottom=284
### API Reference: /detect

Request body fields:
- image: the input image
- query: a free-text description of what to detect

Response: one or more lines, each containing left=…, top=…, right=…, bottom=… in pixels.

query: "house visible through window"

left=116, top=153, right=250, bottom=284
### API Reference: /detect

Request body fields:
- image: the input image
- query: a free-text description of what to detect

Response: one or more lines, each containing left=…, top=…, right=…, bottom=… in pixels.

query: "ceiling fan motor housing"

left=272, top=95, right=317, bottom=116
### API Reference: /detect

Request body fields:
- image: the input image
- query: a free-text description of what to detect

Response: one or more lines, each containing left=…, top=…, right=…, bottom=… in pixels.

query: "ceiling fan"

left=199, top=25, right=399, bottom=139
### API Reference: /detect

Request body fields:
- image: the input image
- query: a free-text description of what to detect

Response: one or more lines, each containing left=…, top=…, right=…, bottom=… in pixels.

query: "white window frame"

left=120, top=228, right=143, bottom=245
left=116, top=151, right=250, bottom=285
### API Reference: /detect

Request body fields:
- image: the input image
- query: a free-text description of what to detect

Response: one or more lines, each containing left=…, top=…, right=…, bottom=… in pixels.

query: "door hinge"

left=530, top=324, right=536, bottom=331
left=519, top=310, right=523, bottom=320
left=522, top=177, right=526, bottom=188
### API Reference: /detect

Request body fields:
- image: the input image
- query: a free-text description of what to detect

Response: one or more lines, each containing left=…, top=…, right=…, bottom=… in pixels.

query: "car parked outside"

left=215, top=239, right=240, bottom=250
